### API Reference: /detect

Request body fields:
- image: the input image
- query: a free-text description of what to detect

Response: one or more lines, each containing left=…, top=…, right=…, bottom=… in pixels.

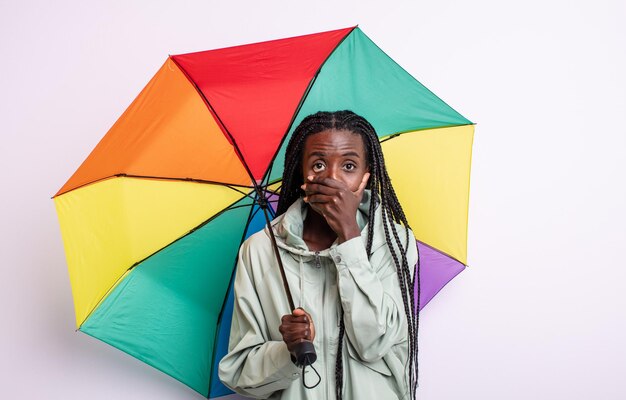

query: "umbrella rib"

left=378, top=123, right=475, bottom=143
left=261, top=26, right=358, bottom=186
left=52, top=174, right=255, bottom=199
left=358, top=28, right=473, bottom=126
left=261, top=72, right=317, bottom=185
left=169, top=56, right=258, bottom=188
left=77, top=269, right=133, bottom=331
left=416, top=239, right=468, bottom=268
left=115, top=174, right=255, bottom=193
left=221, top=202, right=257, bottom=212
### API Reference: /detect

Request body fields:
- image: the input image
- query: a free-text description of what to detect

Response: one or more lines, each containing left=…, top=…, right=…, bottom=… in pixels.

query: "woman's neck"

left=302, top=206, right=337, bottom=251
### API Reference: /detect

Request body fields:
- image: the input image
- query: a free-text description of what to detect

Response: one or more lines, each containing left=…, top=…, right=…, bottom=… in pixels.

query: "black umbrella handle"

left=292, top=340, right=317, bottom=366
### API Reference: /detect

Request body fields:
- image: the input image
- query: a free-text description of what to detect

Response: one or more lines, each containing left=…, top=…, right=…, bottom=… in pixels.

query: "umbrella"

left=53, top=26, right=473, bottom=398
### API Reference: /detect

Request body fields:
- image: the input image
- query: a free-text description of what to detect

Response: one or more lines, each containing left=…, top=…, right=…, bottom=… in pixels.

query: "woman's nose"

left=320, top=165, right=339, bottom=180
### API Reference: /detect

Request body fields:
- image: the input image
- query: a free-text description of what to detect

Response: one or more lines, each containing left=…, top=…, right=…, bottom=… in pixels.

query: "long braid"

left=346, top=112, right=419, bottom=394
left=276, top=111, right=420, bottom=400
left=335, top=312, right=346, bottom=400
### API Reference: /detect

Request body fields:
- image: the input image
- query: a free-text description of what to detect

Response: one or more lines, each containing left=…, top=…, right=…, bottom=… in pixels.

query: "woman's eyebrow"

left=306, top=151, right=361, bottom=158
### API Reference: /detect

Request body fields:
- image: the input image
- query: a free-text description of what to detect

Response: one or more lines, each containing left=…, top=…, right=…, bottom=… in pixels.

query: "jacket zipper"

left=321, top=256, right=332, bottom=400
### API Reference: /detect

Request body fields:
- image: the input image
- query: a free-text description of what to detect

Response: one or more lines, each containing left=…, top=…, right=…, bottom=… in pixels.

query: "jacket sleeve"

left=218, top=240, right=301, bottom=399
left=328, top=226, right=418, bottom=363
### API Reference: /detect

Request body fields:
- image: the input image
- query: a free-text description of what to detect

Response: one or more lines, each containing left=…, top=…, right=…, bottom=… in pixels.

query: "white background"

left=1, top=0, right=624, bottom=399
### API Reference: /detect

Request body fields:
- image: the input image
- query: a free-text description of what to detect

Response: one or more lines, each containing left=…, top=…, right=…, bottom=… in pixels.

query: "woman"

left=219, top=111, right=419, bottom=399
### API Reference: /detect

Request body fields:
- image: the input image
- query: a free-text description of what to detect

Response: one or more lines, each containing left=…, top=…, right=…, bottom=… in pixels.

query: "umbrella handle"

left=293, top=340, right=320, bottom=390
left=292, top=340, right=317, bottom=366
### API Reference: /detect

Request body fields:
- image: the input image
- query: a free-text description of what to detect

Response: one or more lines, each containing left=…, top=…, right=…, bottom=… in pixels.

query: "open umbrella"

left=53, top=26, right=473, bottom=398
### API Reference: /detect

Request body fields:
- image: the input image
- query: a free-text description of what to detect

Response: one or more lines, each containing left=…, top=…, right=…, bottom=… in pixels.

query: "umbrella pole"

left=259, top=200, right=295, bottom=310
left=256, top=193, right=318, bottom=368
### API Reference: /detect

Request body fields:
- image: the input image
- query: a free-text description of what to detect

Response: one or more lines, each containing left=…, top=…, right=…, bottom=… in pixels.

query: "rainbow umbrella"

left=53, top=26, right=473, bottom=398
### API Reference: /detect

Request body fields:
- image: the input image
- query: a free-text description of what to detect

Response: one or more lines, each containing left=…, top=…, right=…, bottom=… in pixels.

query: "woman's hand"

left=279, top=308, right=316, bottom=356
left=302, top=172, right=370, bottom=243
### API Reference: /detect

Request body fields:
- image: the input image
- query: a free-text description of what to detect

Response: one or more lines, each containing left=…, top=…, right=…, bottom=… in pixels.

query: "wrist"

left=337, top=225, right=361, bottom=243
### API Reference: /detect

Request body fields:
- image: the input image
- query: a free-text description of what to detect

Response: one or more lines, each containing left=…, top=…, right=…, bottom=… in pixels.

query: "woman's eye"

left=344, top=163, right=356, bottom=171
left=312, top=162, right=325, bottom=172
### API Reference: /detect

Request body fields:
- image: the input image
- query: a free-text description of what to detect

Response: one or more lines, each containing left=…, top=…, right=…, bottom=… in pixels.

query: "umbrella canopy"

left=53, top=26, right=473, bottom=398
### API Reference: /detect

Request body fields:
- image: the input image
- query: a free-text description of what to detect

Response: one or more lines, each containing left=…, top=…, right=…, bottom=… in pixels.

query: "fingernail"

left=303, top=196, right=308, bottom=202
left=307, top=175, right=314, bottom=181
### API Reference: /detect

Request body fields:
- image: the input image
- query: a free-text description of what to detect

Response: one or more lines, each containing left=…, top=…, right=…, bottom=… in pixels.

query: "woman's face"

left=301, top=129, right=369, bottom=191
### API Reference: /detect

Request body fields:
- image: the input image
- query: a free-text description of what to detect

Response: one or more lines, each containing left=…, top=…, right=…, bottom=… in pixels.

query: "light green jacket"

left=218, top=191, right=418, bottom=399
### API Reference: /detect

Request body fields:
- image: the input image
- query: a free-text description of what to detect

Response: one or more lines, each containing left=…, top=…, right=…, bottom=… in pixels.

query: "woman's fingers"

left=354, top=172, right=371, bottom=197
left=281, top=315, right=309, bottom=324
left=294, top=308, right=315, bottom=340
left=305, top=175, right=346, bottom=189
left=301, top=182, right=336, bottom=196
left=279, top=311, right=315, bottom=352
left=301, top=176, right=348, bottom=201
left=302, top=175, right=366, bottom=242
left=280, top=324, right=310, bottom=339
left=304, top=193, right=334, bottom=204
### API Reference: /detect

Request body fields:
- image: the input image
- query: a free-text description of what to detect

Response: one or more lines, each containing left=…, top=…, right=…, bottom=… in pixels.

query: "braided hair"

left=276, top=110, right=420, bottom=400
